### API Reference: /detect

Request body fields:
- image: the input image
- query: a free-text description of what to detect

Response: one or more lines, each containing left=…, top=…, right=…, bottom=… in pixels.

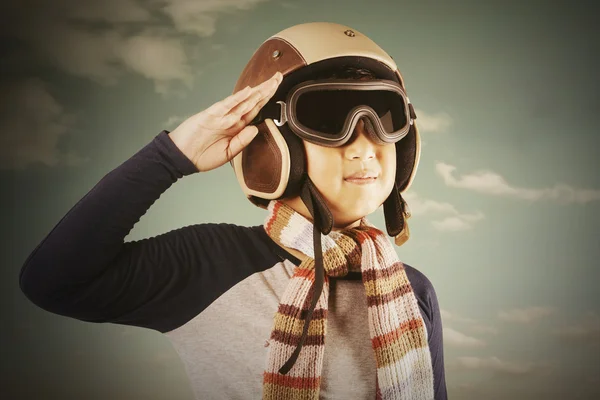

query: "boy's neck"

left=279, top=196, right=362, bottom=231
left=272, top=196, right=361, bottom=263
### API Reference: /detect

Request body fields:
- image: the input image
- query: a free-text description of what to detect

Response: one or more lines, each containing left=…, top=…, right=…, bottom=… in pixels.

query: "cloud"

left=444, top=327, right=486, bottom=348
left=498, top=307, right=555, bottom=323
left=431, top=212, right=485, bottom=232
left=280, top=2, right=301, bottom=9
left=116, top=35, right=194, bottom=95
left=441, top=309, right=477, bottom=325
left=404, top=191, right=485, bottom=232
left=2, top=1, right=194, bottom=94
left=436, top=162, right=600, bottom=204
left=470, top=325, right=498, bottom=335
left=158, top=0, right=271, bottom=37
left=0, top=78, right=89, bottom=170
left=454, top=356, right=556, bottom=376
left=1, top=0, right=273, bottom=94
left=62, top=0, right=153, bottom=23
left=164, top=115, right=188, bottom=129
left=442, top=309, right=498, bottom=339
left=413, top=108, right=453, bottom=133
left=412, top=238, right=441, bottom=249
left=553, top=312, right=600, bottom=346
left=442, top=310, right=499, bottom=336
left=403, top=193, right=459, bottom=216
left=0, top=0, right=273, bottom=169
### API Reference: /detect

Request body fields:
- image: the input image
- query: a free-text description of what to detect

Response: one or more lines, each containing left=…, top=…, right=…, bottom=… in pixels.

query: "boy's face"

left=303, top=118, right=396, bottom=228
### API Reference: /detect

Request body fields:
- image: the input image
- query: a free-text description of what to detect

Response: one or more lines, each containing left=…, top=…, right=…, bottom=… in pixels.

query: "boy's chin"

left=333, top=202, right=381, bottom=225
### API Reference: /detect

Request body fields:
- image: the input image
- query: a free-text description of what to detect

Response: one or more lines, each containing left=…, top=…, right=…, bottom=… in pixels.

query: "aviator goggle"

left=258, top=79, right=416, bottom=147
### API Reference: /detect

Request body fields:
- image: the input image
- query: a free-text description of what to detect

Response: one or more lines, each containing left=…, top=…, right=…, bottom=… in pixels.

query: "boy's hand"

left=169, top=71, right=283, bottom=172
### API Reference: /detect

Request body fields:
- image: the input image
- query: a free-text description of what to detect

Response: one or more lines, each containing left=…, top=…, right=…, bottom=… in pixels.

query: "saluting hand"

left=169, top=71, right=283, bottom=172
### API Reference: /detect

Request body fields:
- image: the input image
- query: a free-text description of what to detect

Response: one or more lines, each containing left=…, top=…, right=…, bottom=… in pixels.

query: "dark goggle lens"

left=295, top=89, right=407, bottom=136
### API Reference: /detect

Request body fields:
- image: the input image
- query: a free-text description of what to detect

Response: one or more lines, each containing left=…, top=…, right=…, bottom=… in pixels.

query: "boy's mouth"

left=344, top=170, right=378, bottom=184
left=345, top=177, right=377, bottom=185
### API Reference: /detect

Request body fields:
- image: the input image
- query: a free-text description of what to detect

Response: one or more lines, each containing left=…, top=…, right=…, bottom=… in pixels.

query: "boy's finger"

left=206, top=71, right=280, bottom=117
left=208, top=86, right=252, bottom=116
left=229, top=89, right=263, bottom=117
left=228, top=125, right=260, bottom=159
left=250, top=72, right=281, bottom=100
left=241, top=96, right=270, bottom=124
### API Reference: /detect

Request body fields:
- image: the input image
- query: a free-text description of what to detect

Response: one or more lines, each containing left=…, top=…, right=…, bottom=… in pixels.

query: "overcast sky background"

left=2, top=0, right=599, bottom=399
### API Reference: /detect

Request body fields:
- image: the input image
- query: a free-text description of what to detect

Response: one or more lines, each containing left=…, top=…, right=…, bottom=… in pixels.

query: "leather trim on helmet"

left=233, top=119, right=291, bottom=199
left=233, top=38, right=306, bottom=93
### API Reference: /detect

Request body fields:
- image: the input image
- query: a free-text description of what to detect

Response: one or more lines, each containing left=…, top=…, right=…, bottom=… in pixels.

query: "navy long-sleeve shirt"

left=19, top=130, right=447, bottom=399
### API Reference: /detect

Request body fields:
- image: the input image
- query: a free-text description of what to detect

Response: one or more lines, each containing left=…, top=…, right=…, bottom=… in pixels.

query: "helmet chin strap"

left=383, top=181, right=410, bottom=246
left=299, top=176, right=334, bottom=235
left=277, top=176, right=332, bottom=374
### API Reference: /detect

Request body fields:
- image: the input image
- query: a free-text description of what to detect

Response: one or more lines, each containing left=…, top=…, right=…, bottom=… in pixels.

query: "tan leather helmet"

left=230, top=22, right=420, bottom=245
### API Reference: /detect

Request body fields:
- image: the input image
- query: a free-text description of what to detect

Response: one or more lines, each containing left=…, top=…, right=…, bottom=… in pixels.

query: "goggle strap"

left=408, top=103, right=417, bottom=120
left=251, top=101, right=280, bottom=125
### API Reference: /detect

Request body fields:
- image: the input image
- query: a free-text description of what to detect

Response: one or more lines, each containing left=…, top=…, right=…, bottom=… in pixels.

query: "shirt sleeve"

left=404, top=264, right=448, bottom=400
left=427, top=279, right=448, bottom=399
left=18, top=131, right=276, bottom=333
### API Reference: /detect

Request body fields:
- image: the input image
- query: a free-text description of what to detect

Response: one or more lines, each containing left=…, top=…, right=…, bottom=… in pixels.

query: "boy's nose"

left=344, top=119, right=377, bottom=161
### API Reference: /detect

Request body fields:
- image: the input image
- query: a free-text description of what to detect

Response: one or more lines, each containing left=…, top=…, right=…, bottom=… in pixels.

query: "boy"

left=20, top=22, right=447, bottom=399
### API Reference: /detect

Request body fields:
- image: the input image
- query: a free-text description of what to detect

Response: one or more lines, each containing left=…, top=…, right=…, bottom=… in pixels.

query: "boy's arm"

left=405, top=265, right=448, bottom=399
left=427, top=280, right=448, bottom=400
left=18, top=131, right=270, bottom=332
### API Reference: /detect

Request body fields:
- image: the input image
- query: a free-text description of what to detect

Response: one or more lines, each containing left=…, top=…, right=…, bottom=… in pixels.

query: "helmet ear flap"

left=383, top=120, right=419, bottom=246
left=231, top=118, right=306, bottom=205
left=232, top=119, right=290, bottom=200
left=394, top=123, right=420, bottom=192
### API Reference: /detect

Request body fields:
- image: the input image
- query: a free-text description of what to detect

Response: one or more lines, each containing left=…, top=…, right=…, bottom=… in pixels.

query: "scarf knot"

left=265, top=198, right=369, bottom=276
left=317, top=226, right=366, bottom=277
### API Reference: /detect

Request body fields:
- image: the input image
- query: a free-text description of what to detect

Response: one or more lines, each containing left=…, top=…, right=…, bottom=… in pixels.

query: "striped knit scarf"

left=262, top=200, right=435, bottom=400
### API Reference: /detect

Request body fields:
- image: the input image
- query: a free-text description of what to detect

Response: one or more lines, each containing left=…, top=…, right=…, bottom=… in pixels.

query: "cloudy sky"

left=3, top=0, right=599, bottom=399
